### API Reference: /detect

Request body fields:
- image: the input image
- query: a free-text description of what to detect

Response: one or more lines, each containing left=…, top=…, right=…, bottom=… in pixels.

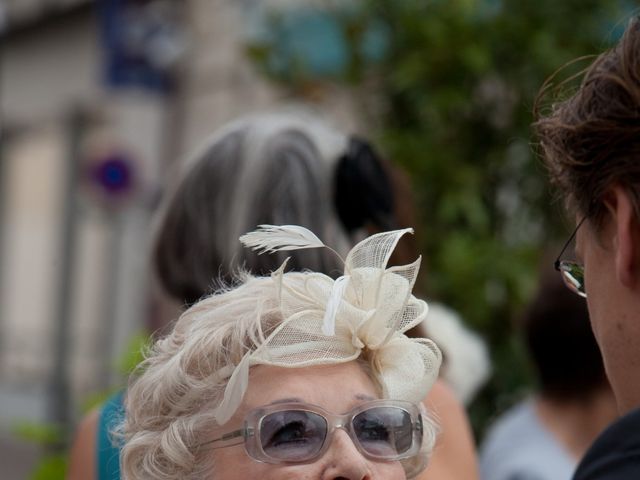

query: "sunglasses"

left=202, top=399, right=423, bottom=465
left=554, top=216, right=587, bottom=298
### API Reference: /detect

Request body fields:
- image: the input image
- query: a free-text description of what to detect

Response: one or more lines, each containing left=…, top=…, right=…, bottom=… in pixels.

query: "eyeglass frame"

left=554, top=215, right=588, bottom=298
left=199, top=399, right=424, bottom=465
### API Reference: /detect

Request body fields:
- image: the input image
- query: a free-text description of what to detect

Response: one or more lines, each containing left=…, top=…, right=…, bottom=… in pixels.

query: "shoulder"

left=96, top=392, right=125, bottom=478
left=424, top=378, right=472, bottom=434
left=482, top=401, right=538, bottom=448
left=418, top=380, right=480, bottom=480
left=573, top=408, right=640, bottom=480
left=67, top=392, right=125, bottom=480
left=480, top=401, right=574, bottom=480
left=67, top=408, right=100, bottom=480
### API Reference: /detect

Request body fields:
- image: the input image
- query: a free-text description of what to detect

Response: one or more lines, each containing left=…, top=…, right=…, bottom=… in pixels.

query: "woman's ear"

left=608, top=185, right=640, bottom=289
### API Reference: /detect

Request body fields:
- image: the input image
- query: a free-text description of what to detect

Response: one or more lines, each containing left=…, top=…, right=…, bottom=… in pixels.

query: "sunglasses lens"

left=352, top=406, right=414, bottom=458
left=259, top=410, right=327, bottom=461
left=559, top=261, right=587, bottom=297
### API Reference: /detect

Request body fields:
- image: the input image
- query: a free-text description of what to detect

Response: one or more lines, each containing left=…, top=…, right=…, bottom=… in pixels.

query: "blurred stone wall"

left=0, top=0, right=363, bottom=432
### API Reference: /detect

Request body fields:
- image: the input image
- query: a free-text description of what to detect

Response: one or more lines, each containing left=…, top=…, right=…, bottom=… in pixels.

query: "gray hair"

left=153, top=111, right=352, bottom=306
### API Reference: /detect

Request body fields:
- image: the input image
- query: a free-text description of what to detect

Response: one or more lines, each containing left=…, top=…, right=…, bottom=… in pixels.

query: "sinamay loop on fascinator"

left=212, top=225, right=442, bottom=424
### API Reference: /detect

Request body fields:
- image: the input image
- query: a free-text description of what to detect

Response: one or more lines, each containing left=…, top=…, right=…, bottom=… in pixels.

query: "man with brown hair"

left=534, top=16, right=640, bottom=479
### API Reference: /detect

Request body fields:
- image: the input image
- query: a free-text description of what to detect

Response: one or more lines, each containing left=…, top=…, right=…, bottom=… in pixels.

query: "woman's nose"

left=321, top=429, right=371, bottom=480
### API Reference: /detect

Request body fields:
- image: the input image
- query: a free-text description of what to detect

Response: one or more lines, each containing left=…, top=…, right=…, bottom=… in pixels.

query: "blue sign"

left=99, top=0, right=183, bottom=93
left=88, top=152, right=136, bottom=199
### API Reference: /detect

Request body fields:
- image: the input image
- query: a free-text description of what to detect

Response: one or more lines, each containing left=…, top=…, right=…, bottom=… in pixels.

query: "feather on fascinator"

left=212, top=225, right=442, bottom=424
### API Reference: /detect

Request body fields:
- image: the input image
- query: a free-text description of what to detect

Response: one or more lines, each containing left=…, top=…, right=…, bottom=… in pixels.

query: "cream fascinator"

left=212, top=225, right=442, bottom=424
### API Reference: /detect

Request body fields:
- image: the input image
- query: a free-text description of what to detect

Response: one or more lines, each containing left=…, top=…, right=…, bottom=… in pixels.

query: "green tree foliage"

left=247, top=0, right=629, bottom=434
left=354, top=0, right=627, bottom=431
left=13, top=422, right=67, bottom=480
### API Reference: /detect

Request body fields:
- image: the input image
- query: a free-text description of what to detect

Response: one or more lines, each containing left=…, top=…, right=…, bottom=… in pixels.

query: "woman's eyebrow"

left=268, top=397, right=305, bottom=405
left=354, top=394, right=376, bottom=401
left=267, top=394, right=376, bottom=406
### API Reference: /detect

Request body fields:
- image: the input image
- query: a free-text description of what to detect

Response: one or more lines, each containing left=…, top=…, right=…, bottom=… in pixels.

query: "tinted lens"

left=352, top=406, right=413, bottom=457
left=259, top=410, right=327, bottom=461
left=559, top=261, right=586, bottom=297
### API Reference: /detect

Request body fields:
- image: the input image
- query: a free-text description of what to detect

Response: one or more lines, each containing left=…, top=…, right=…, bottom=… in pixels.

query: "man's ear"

left=607, top=185, right=640, bottom=288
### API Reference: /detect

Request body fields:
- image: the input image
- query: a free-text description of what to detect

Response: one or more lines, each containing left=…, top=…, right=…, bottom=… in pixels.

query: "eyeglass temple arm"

left=554, top=216, right=587, bottom=271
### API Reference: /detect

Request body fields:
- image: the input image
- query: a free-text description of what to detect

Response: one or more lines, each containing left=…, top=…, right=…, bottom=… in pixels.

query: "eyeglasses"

left=554, top=216, right=587, bottom=298
left=202, top=399, right=423, bottom=465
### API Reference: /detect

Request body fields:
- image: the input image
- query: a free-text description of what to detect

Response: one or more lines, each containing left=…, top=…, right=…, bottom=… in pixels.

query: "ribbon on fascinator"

left=212, top=225, right=442, bottom=425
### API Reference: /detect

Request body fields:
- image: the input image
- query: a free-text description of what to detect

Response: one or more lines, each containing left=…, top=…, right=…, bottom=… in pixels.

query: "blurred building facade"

left=0, top=2, right=362, bottom=472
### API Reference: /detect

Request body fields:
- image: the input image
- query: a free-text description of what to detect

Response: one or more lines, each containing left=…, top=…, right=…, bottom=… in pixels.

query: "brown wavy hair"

left=534, top=17, right=640, bottom=227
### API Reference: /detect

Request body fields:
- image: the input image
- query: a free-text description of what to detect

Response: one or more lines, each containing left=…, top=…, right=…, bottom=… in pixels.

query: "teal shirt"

left=97, top=392, right=124, bottom=480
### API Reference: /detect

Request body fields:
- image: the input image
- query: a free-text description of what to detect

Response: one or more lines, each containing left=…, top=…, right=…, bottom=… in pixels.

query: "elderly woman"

left=119, top=226, right=441, bottom=479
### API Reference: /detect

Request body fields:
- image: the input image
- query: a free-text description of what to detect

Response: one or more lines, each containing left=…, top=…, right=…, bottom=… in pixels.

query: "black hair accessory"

left=334, top=136, right=396, bottom=232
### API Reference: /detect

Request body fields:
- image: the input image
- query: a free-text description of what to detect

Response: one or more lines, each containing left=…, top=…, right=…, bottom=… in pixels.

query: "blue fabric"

left=480, top=399, right=576, bottom=480
left=97, top=391, right=124, bottom=480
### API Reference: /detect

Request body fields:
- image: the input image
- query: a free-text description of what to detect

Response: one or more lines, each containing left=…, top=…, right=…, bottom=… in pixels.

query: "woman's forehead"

left=242, top=363, right=379, bottom=410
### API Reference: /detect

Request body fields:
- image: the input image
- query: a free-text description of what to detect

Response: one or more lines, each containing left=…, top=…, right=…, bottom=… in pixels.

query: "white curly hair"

left=119, top=270, right=437, bottom=479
